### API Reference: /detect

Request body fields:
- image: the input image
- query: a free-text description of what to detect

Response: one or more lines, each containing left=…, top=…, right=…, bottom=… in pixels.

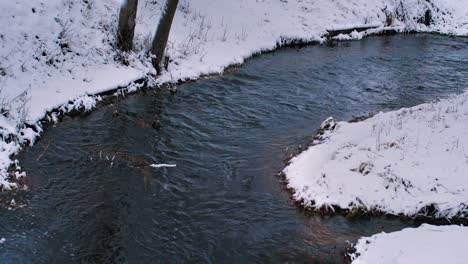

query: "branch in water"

left=150, top=164, right=176, bottom=168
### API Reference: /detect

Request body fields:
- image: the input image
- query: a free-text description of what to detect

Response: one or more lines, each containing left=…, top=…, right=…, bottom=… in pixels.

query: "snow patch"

left=350, top=224, right=468, bottom=264
left=284, top=90, right=468, bottom=218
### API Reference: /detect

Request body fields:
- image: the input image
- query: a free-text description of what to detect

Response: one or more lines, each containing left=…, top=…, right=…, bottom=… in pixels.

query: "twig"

left=150, top=163, right=176, bottom=168
left=36, top=140, right=51, bottom=161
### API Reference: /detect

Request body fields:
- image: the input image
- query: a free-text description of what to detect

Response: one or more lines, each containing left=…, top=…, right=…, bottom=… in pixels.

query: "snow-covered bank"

left=1, top=0, right=468, bottom=190
left=350, top=224, right=468, bottom=264
left=284, top=90, right=468, bottom=218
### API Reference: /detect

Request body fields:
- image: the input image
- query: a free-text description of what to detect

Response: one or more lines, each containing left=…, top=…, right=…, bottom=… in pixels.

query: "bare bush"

left=219, top=17, right=229, bottom=42
left=55, top=17, right=75, bottom=52
left=178, top=0, right=191, bottom=14
left=235, top=25, right=248, bottom=43
left=177, top=13, right=211, bottom=59
left=0, top=87, right=30, bottom=127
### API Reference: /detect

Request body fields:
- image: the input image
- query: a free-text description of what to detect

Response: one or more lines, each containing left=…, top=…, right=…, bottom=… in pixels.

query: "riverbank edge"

left=278, top=125, right=468, bottom=225
left=279, top=87, right=468, bottom=224
left=0, top=27, right=464, bottom=192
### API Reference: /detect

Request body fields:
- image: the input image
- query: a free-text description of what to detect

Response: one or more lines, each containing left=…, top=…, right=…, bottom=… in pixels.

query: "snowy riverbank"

left=284, top=90, right=468, bottom=219
left=350, top=224, right=468, bottom=264
left=0, top=0, right=467, bottom=188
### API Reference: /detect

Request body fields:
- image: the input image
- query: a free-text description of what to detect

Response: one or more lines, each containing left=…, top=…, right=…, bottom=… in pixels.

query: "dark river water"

left=1, top=34, right=467, bottom=263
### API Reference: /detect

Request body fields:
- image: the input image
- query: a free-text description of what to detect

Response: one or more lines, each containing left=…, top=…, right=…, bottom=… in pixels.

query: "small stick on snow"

left=150, top=164, right=177, bottom=168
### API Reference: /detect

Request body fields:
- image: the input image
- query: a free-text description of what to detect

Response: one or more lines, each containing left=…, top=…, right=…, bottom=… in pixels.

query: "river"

left=1, top=34, right=467, bottom=263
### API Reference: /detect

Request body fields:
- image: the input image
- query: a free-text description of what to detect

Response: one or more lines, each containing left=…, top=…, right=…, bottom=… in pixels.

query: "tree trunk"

left=117, top=0, right=139, bottom=52
left=150, top=0, right=179, bottom=74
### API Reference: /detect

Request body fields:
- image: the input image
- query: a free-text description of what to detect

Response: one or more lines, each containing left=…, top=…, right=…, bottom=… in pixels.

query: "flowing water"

left=1, top=34, right=467, bottom=263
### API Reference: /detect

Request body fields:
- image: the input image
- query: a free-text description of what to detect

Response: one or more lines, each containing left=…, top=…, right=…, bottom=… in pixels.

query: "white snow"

left=0, top=0, right=467, bottom=189
left=284, top=90, right=468, bottom=218
left=350, top=224, right=468, bottom=264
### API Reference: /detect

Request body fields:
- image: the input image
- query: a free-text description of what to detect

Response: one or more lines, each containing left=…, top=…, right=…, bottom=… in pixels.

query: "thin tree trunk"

left=117, top=0, right=139, bottom=52
left=150, top=0, right=179, bottom=74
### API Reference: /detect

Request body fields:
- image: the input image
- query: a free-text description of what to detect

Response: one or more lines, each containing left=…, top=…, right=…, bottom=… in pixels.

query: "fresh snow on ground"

left=284, top=90, right=468, bottom=218
left=350, top=224, right=468, bottom=264
left=0, top=0, right=467, bottom=188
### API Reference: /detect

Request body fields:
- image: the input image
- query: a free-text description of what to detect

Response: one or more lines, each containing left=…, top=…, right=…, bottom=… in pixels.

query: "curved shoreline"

left=2, top=30, right=466, bottom=192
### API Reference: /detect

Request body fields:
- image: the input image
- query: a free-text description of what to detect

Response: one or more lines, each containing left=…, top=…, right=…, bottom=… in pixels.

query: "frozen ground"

left=0, top=0, right=467, bottom=188
left=350, top=224, right=468, bottom=264
left=284, top=90, right=468, bottom=218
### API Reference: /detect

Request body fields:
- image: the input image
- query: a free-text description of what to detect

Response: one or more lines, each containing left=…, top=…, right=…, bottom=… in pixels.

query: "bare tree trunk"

left=117, top=0, right=139, bottom=52
left=150, top=0, right=179, bottom=74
